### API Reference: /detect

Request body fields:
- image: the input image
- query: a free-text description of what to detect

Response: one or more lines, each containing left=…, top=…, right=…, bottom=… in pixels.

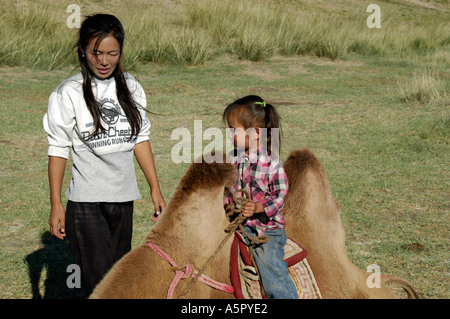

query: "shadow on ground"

left=25, top=231, right=87, bottom=299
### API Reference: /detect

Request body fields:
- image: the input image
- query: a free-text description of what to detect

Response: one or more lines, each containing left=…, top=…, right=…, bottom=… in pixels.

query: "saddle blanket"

left=230, top=232, right=322, bottom=299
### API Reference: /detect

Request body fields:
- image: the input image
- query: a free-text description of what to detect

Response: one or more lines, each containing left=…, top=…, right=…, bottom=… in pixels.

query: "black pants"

left=65, top=201, right=133, bottom=296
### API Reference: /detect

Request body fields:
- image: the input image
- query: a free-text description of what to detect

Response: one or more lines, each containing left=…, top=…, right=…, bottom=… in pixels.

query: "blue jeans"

left=242, top=226, right=298, bottom=299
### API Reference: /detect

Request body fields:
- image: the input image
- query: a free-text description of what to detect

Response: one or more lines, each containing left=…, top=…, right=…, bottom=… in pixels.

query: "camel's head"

left=176, top=152, right=235, bottom=199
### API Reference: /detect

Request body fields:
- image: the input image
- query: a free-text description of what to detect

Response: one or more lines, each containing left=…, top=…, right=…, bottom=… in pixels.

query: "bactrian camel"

left=90, top=149, right=418, bottom=299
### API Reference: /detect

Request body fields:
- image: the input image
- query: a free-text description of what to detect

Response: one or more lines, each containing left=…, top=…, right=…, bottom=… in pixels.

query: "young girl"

left=223, top=95, right=298, bottom=299
left=43, top=14, right=166, bottom=295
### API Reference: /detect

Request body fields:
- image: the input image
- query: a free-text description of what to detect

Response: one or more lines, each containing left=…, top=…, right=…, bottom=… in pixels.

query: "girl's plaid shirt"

left=224, top=148, right=288, bottom=236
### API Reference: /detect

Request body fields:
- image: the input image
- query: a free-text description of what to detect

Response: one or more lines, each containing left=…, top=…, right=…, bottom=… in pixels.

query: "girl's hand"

left=49, top=203, right=66, bottom=240
left=242, top=201, right=264, bottom=218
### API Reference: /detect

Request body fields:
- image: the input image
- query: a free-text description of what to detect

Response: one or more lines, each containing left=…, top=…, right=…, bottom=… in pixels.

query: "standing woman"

left=43, top=14, right=166, bottom=295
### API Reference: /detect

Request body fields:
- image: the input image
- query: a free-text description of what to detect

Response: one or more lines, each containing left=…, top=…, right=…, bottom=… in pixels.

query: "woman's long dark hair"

left=76, top=14, right=142, bottom=139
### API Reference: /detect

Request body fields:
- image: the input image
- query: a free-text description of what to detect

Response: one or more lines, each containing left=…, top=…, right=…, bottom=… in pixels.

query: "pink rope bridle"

left=145, top=242, right=234, bottom=299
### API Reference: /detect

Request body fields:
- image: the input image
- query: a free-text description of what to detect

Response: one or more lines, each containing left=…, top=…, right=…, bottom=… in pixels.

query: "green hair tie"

left=255, top=101, right=266, bottom=108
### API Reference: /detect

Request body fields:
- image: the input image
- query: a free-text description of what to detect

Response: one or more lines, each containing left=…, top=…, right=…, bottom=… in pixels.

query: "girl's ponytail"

left=261, top=101, right=282, bottom=157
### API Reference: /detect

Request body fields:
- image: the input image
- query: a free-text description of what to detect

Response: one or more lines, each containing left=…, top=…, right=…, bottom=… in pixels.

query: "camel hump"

left=285, top=148, right=323, bottom=172
left=284, top=148, right=328, bottom=187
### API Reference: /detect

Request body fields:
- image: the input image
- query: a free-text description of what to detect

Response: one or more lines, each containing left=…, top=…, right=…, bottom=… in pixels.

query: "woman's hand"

left=49, top=203, right=66, bottom=240
left=48, top=156, right=67, bottom=240
left=134, top=141, right=166, bottom=221
left=151, top=189, right=166, bottom=221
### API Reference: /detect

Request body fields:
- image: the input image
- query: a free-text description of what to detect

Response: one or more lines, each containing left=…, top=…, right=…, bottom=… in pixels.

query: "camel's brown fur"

left=90, top=154, right=236, bottom=298
left=90, top=149, right=418, bottom=299
left=283, top=149, right=418, bottom=298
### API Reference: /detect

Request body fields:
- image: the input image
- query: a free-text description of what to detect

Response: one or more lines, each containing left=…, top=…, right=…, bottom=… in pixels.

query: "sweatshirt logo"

left=99, top=98, right=124, bottom=125
left=81, top=98, right=136, bottom=151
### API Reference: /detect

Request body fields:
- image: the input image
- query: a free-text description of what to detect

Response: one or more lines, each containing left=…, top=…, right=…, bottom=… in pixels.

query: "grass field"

left=0, top=0, right=448, bottom=299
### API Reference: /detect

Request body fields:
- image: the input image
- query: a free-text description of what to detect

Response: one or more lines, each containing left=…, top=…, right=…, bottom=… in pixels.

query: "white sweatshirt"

left=43, top=72, right=151, bottom=202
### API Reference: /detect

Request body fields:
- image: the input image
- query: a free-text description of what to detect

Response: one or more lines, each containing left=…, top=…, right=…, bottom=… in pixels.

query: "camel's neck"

left=146, top=188, right=232, bottom=266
